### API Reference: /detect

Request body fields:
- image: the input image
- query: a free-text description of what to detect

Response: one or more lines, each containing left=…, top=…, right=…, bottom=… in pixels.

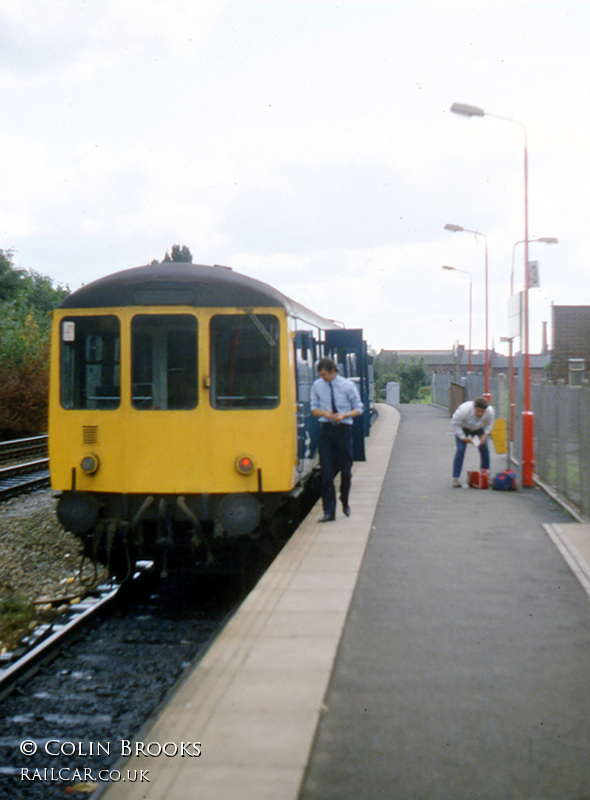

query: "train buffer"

left=102, top=404, right=590, bottom=800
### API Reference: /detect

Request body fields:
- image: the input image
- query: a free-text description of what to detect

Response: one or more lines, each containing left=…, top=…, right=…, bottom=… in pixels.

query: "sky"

left=0, top=0, right=588, bottom=355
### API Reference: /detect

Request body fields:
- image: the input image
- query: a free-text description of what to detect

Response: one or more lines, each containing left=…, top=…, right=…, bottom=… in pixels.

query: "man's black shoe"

left=319, top=514, right=336, bottom=523
left=342, top=504, right=351, bottom=517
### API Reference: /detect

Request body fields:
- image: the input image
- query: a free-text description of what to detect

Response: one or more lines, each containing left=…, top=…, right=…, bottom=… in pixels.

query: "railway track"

left=0, top=580, right=120, bottom=703
left=0, top=435, right=49, bottom=499
left=0, top=485, right=305, bottom=797
left=0, top=570, right=235, bottom=799
left=0, top=563, right=158, bottom=703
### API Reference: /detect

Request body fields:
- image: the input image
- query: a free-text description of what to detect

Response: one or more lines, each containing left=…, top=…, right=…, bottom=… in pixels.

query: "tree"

left=161, top=244, right=193, bottom=263
left=374, top=353, right=430, bottom=404
left=0, top=250, right=70, bottom=436
left=0, top=250, right=27, bottom=302
left=395, top=358, right=430, bottom=403
left=22, top=270, right=70, bottom=321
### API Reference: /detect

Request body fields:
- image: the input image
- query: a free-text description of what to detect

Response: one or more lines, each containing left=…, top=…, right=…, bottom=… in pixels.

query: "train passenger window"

left=60, top=316, right=121, bottom=410
left=131, top=315, right=198, bottom=409
left=210, top=314, right=279, bottom=409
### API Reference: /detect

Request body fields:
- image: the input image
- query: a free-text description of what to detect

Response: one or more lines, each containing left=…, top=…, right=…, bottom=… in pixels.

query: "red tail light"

left=236, top=455, right=255, bottom=475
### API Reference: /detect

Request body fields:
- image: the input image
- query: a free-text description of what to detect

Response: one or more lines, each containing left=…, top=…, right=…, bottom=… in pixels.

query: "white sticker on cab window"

left=63, top=321, right=75, bottom=341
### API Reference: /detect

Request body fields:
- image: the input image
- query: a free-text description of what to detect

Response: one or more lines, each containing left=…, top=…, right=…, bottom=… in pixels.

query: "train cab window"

left=210, top=314, right=279, bottom=409
left=60, top=316, right=121, bottom=409
left=131, top=315, right=198, bottom=409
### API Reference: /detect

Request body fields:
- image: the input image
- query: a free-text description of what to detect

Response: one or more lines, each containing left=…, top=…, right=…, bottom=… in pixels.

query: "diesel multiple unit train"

left=49, top=262, right=372, bottom=577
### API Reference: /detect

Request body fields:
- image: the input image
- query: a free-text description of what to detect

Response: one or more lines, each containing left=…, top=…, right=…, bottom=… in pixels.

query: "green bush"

left=374, top=356, right=430, bottom=404
left=0, top=250, right=69, bottom=436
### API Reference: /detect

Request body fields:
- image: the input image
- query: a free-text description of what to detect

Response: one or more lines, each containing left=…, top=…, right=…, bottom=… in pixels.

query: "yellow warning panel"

left=491, top=417, right=507, bottom=454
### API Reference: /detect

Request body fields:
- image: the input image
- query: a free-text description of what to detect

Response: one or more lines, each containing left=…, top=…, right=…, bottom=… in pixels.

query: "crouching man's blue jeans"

left=453, top=432, right=490, bottom=479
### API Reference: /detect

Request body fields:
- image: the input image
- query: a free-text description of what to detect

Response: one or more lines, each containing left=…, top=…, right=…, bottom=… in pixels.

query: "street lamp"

left=450, top=101, right=535, bottom=486
left=442, top=265, right=472, bottom=372
left=444, top=223, right=489, bottom=399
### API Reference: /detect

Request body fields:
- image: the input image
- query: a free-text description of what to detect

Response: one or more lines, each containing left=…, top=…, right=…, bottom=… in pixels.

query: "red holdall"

left=467, top=469, right=489, bottom=489
left=492, top=470, right=518, bottom=491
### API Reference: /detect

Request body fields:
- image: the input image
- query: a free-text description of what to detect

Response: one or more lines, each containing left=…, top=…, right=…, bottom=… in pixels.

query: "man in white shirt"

left=310, top=358, right=364, bottom=521
left=451, top=396, right=495, bottom=487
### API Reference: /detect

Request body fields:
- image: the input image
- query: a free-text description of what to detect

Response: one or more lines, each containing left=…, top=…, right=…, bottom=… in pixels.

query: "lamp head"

left=535, top=237, right=558, bottom=245
left=444, top=223, right=464, bottom=233
left=451, top=102, right=485, bottom=118
left=442, top=265, right=455, bottom=271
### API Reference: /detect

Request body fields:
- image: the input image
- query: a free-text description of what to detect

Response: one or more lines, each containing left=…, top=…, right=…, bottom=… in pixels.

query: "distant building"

left=551, top=304, right=590, bottom=384
left=377, top=346, right=505, bottom=379
left=376, top=346, right=550, bottom=383
left=376, top=348, right=463, bottom=376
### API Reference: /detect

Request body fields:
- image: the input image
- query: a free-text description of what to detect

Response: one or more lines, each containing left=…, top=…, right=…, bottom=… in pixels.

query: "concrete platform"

left=101, top=403, right=400, bottom=800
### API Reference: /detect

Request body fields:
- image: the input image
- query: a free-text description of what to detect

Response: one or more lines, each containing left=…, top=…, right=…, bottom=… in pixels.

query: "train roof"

left=59, top=262, right=340, bottom=330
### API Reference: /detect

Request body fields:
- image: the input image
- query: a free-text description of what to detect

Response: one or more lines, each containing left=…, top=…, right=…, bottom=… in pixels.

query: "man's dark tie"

left=329, top=382, right=338, bottom=413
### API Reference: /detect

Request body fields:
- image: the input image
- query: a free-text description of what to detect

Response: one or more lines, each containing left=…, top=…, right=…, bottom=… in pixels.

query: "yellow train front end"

left=48, top=265, right=310, bottom=576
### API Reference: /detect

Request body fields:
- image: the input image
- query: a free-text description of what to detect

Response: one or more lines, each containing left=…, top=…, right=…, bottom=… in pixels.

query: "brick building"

left=551, top=304, right=590, bottom=384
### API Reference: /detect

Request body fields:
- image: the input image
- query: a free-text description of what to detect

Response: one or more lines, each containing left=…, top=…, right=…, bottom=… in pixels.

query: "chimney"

left=541, top=321, right=548, bottom=355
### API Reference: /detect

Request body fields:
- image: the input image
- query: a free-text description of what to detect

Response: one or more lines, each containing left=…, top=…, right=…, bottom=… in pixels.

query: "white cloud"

left=0, top=0, right=226, bottom=82
left=1, top=0, right=590, bottom=353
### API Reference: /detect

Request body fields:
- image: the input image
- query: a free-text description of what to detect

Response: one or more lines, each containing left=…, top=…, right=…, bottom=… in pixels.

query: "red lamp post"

left=450, top=102, right=535, bottom=486
left=508, top=237, right=558, bottom=452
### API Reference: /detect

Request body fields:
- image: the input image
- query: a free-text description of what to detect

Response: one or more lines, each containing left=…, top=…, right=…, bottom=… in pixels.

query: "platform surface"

left=101, top=403, right=400, bottom=800
left=299, top=404, right=590, bottom=800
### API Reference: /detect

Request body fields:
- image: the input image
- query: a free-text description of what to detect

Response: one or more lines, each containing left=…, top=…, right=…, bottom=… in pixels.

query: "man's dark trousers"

left=318, top=423, right=353, bottom=517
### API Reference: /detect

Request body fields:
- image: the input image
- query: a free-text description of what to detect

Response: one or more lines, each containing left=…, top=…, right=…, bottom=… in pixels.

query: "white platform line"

left=543, top=523, right=590, bottom=600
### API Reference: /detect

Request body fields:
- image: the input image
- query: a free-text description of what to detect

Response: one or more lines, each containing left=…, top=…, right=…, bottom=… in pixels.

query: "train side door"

left=294, top=330, right=317, bottom=471
left=324, top=328, right=369, bottom=462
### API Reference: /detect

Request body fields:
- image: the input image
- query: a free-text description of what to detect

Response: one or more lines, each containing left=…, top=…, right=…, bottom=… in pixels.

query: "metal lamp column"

left=444, top=223, right=489, bottom=400
left=450, top=102, right=534, bottom=486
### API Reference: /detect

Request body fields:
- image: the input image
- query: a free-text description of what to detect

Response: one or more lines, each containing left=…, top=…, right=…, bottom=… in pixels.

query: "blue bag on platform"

left=492, top=470, right=517, bottom=491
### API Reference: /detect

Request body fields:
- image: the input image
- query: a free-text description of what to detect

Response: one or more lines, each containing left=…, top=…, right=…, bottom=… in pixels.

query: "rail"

left=0, top=434, right=48, bottom=464
left=0, top=582, right=120, bottom=702
left=0, top=562, right=156, bottom=701
left=0, top=435, right=50, bottom=499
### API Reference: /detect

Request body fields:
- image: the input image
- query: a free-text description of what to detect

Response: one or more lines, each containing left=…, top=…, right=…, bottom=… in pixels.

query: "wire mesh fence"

left=532, top=381, right=590, bottom=517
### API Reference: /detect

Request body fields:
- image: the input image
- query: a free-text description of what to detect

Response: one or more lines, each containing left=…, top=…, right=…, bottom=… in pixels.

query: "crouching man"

left=451, top=396, right=495, bottom=487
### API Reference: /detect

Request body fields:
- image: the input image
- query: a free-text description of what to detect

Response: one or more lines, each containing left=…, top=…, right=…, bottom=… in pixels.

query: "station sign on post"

left=528, top=260, right=540, bottom=288
left=508, top=292, right=523, bottom=341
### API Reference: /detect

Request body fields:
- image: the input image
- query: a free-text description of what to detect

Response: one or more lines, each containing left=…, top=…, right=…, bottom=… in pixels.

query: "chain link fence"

left=532, top=381, right=590, bottom=518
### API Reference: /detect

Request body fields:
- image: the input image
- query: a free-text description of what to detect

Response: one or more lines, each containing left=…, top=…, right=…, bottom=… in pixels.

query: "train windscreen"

left=131, top=314, right=198, bottom=410
left=210, top=314, right=280, bottom=409
left=60, top=316, right=121, bottom=409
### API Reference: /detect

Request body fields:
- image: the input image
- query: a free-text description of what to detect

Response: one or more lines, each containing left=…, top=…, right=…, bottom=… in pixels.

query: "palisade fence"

left=432, top=372, right=590, bottom=520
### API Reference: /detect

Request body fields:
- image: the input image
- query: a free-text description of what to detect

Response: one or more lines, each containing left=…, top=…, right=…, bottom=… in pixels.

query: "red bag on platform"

left=468, top=469, right=489, bottom=489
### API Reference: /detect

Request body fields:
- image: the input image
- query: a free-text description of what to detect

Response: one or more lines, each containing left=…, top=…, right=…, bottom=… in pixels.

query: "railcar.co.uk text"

left=18, top=739, right=202, bottom=783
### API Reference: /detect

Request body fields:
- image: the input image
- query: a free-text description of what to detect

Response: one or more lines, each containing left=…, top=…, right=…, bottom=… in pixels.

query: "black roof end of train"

left=59, top=262, right=290, bottom=310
